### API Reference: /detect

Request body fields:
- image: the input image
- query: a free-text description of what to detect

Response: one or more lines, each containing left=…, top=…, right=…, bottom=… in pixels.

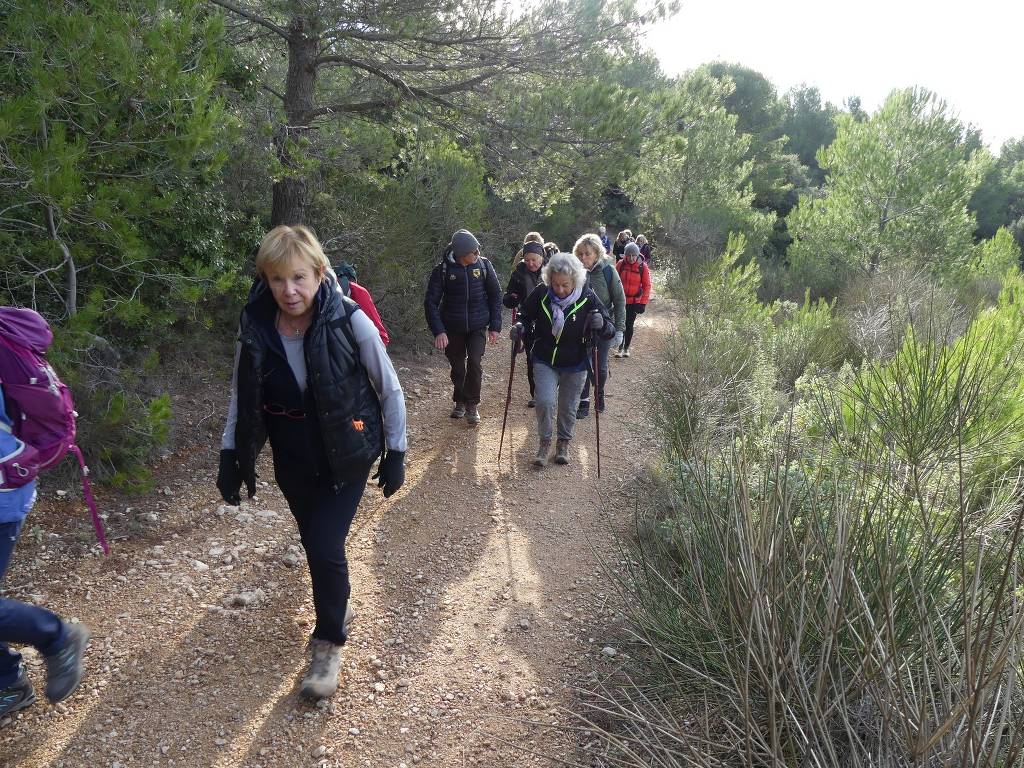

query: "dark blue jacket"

left=424, top=251, right=502, bottom=336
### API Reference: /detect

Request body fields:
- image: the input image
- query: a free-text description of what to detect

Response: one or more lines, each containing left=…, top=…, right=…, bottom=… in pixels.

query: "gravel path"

left=0, top=302, right=675, bottom=768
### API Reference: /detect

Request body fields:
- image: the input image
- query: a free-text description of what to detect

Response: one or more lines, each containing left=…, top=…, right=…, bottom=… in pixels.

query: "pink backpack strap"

left=68, top=444, right=109, bottom=555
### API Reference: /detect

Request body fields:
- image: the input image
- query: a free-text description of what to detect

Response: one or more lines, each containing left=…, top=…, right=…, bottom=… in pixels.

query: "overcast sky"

left=642, top=0, right=1021, bottom=150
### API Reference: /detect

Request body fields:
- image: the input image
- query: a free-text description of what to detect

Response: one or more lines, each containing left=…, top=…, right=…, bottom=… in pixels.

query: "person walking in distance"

left=502, top=241, right=545, bottom=406
left=615, top=241, right=652, bottom=358
left=598, top=225, right=612, bottom=255
left=218, top=225, right=407, bottom=700
left=424, top=229, right=502, bottom=425
left=511, top=252, right=614, bottom=467
left=511, top=231, right=544, bottom=269
left=573, top=234, right=625, bottom=418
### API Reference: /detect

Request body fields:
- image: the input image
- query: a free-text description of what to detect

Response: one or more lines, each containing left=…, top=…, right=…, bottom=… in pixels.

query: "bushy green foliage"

left=0, top=0, right=233, bottom=324
left=592, top=242, right=1024, bottom=766
left=771, top=291, right=853, bottom=389
left=626, top=72, right=773, bottom=267
left=785, top=88, right=985, bottom=298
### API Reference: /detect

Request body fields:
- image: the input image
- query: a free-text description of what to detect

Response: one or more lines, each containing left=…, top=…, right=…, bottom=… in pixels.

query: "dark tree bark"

left=271, top=17, right=318, bottom=225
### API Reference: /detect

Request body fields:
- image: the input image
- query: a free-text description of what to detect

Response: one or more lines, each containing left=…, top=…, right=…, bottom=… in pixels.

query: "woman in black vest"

left=217, top=225, right=407, bottom=700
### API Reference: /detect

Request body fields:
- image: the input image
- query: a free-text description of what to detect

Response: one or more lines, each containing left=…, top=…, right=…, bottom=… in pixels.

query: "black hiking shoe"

left=465, top=406, right=480, bottom=425
left=450, top=403, right=466, bottom=419
left=44, top=622, right=89, bottom=703
left=527, top=398, right=535, bottom=408
left=0, top=671, right=35, bottom=719
left=576, top=399, right=590, bottom=420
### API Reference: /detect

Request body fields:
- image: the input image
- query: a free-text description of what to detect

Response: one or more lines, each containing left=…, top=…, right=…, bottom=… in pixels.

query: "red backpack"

left=0, top=307, right=108, bottom=554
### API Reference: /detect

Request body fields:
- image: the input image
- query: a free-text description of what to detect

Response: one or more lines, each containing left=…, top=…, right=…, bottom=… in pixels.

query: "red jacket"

left=616, top=258, right=651, bottom=305
left=349, top=281, right=390, bottom=345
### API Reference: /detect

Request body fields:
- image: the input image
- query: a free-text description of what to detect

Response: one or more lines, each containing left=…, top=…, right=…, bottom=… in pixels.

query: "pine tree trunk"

left=271, top=17, right=317, bottom=226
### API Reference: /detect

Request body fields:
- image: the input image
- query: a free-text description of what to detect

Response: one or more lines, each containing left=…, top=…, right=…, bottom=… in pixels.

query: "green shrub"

left=771, top=290, right=855, bottom=389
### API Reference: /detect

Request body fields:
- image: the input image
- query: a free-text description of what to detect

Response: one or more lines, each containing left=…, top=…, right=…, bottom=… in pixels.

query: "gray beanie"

left=451, top=229, right=481, bottom=257
left=624, top=242, right=641, bottom=259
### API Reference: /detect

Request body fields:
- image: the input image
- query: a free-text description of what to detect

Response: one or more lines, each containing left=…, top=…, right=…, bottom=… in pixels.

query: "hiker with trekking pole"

left=573, top=234, right=625, bottom=420
left=502, top=241, right=545, bottom=407
left=217, top=225, right=407, bottom=701
left=509, top=251, right=614, bottom=467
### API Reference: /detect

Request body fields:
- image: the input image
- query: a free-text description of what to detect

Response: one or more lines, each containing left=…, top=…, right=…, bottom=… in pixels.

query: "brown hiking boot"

left=533, top=440, right=551, bottom=467
left=554, top=439, right=570, bottom=465
left=300, top=639, right=343, bottom=699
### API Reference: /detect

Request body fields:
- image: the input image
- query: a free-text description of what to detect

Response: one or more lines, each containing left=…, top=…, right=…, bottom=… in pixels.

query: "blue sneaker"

left=44, top=623, right=89, bottom=703
left=0, top=670, right=35, bottom=718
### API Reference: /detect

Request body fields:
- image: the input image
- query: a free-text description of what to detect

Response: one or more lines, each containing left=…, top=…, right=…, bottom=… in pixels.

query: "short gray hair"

left=542, top=251, right=587, bottom=289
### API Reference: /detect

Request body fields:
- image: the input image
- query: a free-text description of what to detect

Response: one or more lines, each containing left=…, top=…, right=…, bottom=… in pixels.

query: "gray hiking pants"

left=533, top=363, right=587, bottom=442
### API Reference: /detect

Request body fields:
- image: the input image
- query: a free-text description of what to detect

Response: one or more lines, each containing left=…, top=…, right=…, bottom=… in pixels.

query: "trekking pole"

left=497, top=333, right=519, bottom=466
left=592, top=340, right=601, bottom=479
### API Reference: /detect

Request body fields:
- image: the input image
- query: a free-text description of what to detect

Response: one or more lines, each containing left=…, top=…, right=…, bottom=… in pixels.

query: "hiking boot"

left=527, top=398, right=535, bottom=408
left=533, top=440, right=551, bottom=467
left=623, top=349, right=631, bottom=358
left=614, top=346, right=624, bottom=358
left=576, top=399, right=590, bottom=420
left=554, top=439, right=570, bottom=465
left=595, top=398, right=606, bottom=414
left=0, top=671, right=35, bottom=718
left=465, top=406, right=480, bottom=425
left=450, top=403, right=466, bottom=419
left=300, top=639, right=343, bottom=699
left=44, top=622, right=89, bottom=703
left=343, top=604, right=355, bottom=637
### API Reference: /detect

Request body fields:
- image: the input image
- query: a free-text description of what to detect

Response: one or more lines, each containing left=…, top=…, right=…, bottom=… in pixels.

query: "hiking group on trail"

left=0, top=221, right=653, bottom=719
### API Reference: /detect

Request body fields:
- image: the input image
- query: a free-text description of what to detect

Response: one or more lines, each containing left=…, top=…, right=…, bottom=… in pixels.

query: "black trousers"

left=277, top=465, right=370, bottom=645
left=445, top=329, right=486, bottom=406
left=624, top=304, right=645, bottom=350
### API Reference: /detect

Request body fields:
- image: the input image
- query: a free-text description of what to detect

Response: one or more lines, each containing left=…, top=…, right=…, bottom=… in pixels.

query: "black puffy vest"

left=234, top=276, right=383, bottom=493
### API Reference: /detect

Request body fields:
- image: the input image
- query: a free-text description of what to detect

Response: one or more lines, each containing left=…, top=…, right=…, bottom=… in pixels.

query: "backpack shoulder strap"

left=329, top=296, right=362, bottom=358
left=603, top=263, right=615, bottom=292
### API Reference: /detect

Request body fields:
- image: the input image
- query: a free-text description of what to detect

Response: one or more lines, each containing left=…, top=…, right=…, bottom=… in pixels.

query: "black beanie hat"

left=522, top=242, right=545, bottom=257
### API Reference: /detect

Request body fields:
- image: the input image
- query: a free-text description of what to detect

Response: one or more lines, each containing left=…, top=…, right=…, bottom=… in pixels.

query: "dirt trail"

left=0, top=300, right=677, bottom=768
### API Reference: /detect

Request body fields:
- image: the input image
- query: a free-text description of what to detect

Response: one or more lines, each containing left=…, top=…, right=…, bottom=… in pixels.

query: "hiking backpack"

left=0, top=307, right=109, bottom=553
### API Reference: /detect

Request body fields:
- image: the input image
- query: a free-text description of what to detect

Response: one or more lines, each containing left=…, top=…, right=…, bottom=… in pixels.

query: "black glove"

left=217, top=449, right=243, bottom=505
left=372, top=450, right=406, bottom=498
left=588, top=311, right=604, bottom=330
left=502, top=293, right=519, bottom=309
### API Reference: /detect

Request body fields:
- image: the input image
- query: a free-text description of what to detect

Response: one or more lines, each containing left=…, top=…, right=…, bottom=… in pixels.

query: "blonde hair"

left=623, top=229, right=633, bottom=239
left=523, top=231, right=544, bottom=245
left=255, top=225, right=330, bottom=279
left=573, top=233, right=604, bottom=262
left=636, top=234, right=647, bottom=245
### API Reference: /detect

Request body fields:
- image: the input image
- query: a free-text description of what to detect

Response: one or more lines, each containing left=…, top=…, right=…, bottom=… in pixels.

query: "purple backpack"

left=0, top=307, right=108, bottom=554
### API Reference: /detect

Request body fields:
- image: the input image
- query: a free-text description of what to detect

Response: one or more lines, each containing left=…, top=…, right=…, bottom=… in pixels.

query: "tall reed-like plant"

left=586, top=295, right=1024, bottom=767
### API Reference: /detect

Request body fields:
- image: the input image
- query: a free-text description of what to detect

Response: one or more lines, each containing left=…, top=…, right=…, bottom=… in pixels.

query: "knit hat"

left=624, top=242, right=641, bottom=259
left=451, top=229, right=480, bottom=257
left=523, top=241, right=545, bottom=257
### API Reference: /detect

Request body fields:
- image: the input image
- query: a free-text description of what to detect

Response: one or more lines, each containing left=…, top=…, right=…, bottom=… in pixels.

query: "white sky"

left=643, top=0, right=1022, bottom=151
